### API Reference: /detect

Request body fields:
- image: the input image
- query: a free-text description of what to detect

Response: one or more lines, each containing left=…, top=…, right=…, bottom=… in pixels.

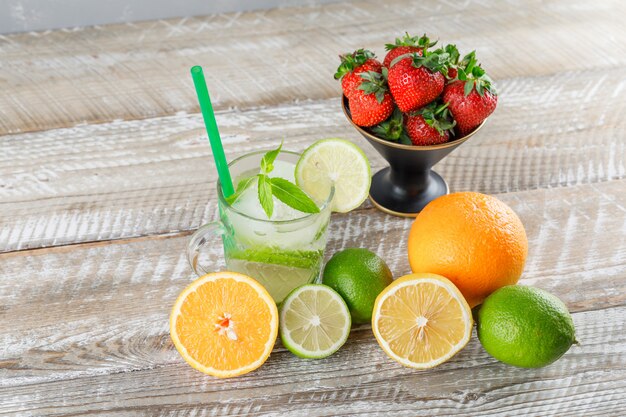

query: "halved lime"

left=295, top=139, right=371, bottom=213
left=280, top=284, right=351, bottom=359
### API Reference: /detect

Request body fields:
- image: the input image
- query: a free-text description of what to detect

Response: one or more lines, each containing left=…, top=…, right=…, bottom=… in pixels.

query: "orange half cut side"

left=170, top=271, right=278, bottom=378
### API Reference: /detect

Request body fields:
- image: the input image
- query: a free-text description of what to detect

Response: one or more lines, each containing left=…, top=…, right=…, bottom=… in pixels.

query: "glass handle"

left=186, top=222, right=224, bottom=276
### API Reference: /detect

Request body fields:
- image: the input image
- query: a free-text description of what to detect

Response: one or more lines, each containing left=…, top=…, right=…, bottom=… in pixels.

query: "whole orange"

left=407, top=192, right=528, bottom=307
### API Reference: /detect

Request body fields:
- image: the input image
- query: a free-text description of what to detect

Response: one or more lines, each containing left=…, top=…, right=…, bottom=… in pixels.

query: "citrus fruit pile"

left=170, top=146, right=576, bottom=376
left=169, top=250, right=387, bottom=377
left=399, top=191, right=576, bottom=369
left=170, top=246, right=393, bottom=377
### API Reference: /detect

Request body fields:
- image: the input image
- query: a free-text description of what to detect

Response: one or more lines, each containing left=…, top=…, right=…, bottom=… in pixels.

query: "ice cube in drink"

left=224, top=160, right=329, bottom=303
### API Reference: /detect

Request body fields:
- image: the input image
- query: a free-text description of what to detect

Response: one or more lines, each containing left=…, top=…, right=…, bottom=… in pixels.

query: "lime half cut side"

left=296, top=138, right=371, bottom=213
left=280, top=284, right=351, bottom=359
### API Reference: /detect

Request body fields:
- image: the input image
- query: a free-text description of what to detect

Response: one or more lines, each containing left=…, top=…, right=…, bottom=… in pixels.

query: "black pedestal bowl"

left=342, top=96, right=484, bottom=217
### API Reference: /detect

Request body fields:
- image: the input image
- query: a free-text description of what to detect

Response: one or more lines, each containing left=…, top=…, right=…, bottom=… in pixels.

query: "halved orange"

left=170, top=272, right=278, bottom=378
left=372, top=273, right=473, bottom=369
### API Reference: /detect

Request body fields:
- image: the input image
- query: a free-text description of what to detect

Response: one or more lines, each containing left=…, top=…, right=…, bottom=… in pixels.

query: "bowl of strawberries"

left=336, top=34, right=497, bottom=217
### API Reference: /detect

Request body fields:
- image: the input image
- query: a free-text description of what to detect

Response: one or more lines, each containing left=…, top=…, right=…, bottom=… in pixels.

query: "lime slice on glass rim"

left=295, top=138, right=371, bottom=213
left=280, top=284, right=351, bottom=359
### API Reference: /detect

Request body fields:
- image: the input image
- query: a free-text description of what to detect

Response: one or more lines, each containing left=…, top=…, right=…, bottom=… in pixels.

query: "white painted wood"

left=0, top=294, right=623, bottom=415
left=1, top=68, right=624, bottom=252
left=1, top=181, right=625, bottom=395
left=1, top=2, right=625, bottom=415
left=0, top=0, right=624, bottom=134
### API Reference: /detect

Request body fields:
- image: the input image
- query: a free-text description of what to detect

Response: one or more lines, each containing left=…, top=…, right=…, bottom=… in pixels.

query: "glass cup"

left=187, top=150, right=335, bottom=303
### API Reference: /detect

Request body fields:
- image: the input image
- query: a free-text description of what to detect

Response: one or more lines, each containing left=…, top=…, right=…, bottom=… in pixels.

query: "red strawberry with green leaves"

left=348, top=70, right=394, bottom=127
left=370, top=107, right=412, bottom=145
left=405, top=101, right=456, bottom=146
left=439, top=44, right=461, bottom=79
left=442, top=52, right=498, bottom=136
left=383, top=33, right=437, bottom=68
left=387, top=47, right=449, bottom=113
left=334, top=49, right=382, bottom=99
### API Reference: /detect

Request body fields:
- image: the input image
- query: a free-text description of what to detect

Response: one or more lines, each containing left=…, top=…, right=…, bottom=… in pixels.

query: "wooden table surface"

left=1, top=0, right=625, bottom=415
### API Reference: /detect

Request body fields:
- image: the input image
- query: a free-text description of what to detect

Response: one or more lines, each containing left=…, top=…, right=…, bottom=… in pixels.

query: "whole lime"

left=322, top=248, right=393, bottom=324
left=477, top=285, right=576, bottom=368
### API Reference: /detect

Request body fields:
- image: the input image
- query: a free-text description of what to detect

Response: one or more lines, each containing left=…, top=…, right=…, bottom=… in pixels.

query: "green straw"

left=190, top=65, right=235, bottom=197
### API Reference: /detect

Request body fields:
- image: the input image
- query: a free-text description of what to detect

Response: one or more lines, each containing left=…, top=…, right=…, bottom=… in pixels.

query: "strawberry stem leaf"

left=453, top=50, right=497, bottom=97
left=464, top=80, right=475, bottom=97
left=371, top=108, right=410, bottom=143
left=357, top=70, right=389, bottom=104
left=334, top=49, right=376, bottom=80
left=411, top=50, right=449, bottom=74
left=412, top=101, right=456, bottom=136
left=385, top=33, right=437, bottom=51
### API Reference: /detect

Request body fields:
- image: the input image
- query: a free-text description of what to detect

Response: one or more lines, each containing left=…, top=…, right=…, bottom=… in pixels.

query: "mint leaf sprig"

left=226, top=143, right=320, bottom=218
left=225, top=176, right=256, bottom=205
left=257, top=174, right=274, bottom=217
left=260, top=141, right=282, bottom=173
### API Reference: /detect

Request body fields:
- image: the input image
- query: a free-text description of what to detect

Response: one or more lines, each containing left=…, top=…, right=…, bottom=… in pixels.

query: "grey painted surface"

left=0, top=0, right=341, bottom=34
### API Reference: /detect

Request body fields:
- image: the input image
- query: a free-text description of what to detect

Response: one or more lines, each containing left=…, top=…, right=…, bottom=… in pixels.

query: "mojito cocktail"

left=187, top=150, right=334, bottom=303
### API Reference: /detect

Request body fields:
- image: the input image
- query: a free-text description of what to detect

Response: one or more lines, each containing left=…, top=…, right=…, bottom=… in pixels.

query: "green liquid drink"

left=187, top=151, right=334, bottom=303
left=225, top=251, right=322, bottom=304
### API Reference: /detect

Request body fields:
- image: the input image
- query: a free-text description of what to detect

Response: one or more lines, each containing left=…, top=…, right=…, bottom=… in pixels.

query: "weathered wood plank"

left=0, top=0, right=624, bottom=134
left=1, top=180, right=625, bottom=389
left=2, top=1, right=624, bottom=415
left=2, top=68, right=624, bottom=252
left=0, top=306, right=623, bottom=416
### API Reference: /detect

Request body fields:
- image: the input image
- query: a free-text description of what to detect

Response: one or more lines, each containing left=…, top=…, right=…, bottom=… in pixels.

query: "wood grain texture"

left=0, top=0, right=624, bottom=134
left=2, top=67, right=624, bottom=252
left=0, top=307, right=624, bottom=416
left=2, top=1, right=625, bottom=415
left=1, top=180, right=625, bottom=415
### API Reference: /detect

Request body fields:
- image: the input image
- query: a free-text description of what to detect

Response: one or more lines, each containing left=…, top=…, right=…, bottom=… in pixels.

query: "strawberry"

left=405, top=102, right=456, bottom=146
left=334, top=49, right=382, bottom=99
left=387, top=48, right=448, bottom=113
left=382, top=33, right=436, bottom=68
left=442, top=52, right=498, bottom=136
left=370, top=108, right=412, bottom=145
left=440, top=44, right=461, bottom=79
left=348, top=70, right=394, bottom=127
left=444, top=47, right=483, bottom=81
